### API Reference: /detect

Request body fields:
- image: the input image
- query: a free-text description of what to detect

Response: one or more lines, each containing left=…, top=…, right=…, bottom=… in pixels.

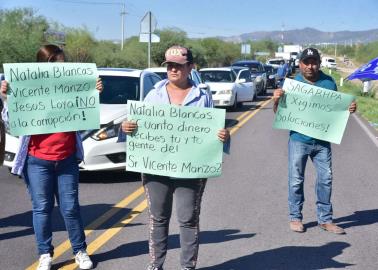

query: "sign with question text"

left=273, top=78, right=355, bottom=144
left=126, top=101, right=225, bottom=178
left=3, top=62, right=99, bottom=136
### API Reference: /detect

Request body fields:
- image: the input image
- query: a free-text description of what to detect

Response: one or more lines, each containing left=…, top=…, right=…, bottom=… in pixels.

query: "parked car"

left=231, top=60, right=267, bottom=95
left=199, top=67, right=255, bottom=110
left=3, top=68, right=163, bottom=171
left=263, top=64, right=278, bottom=89
left=321, top=56, right=337, bottom=69
left=145, top=67, right=210, bottom=92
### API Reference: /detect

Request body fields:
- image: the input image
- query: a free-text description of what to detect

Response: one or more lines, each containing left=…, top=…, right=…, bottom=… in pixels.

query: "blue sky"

left=2, top=0, right=378, bottom=41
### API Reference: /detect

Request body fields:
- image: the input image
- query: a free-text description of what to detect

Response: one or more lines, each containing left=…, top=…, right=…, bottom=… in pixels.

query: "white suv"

left=3, top=68, right=162, bottom=171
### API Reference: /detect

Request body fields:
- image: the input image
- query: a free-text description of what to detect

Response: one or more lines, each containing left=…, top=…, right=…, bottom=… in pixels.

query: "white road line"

left=352, top=114, right=378, bottom=148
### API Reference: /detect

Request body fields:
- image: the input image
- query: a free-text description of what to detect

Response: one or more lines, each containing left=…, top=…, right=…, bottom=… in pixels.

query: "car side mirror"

left=198, top=83, right=209, bottom=90
left=237, top=78, right=246, bottom=84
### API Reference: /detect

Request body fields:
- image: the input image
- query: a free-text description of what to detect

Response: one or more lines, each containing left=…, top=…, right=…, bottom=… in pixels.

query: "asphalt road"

left=1, top=90, right=378, bottom=270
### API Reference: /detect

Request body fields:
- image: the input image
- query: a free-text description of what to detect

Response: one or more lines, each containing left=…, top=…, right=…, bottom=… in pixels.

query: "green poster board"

left=126, top=101, right=226, bottom=178
left=3, top=62, right=99, bottom=136
left=273, top=78, right=355, bottom=144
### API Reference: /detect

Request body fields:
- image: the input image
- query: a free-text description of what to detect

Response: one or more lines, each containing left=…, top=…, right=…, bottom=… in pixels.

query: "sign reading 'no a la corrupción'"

left=126, top=101, right=226, bottom=179
left=3, top=62, right=99, bottom=136
left=273, top=78, right=355, bottom=144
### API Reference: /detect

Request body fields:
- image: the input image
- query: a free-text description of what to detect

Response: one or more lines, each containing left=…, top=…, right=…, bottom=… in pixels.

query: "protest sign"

left=273, top=78, right=355, bottom=144
left=126, top=101, right=225, bottom=178
left=3, top=62, right=99, bottom=136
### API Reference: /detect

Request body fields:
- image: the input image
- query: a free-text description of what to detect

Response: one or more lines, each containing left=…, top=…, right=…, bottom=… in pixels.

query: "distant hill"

left=218, top=27, right=378, bottom=44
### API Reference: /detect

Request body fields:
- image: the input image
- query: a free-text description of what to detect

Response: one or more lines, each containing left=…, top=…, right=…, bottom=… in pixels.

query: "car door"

left=236, top=69, right=254, bottom=102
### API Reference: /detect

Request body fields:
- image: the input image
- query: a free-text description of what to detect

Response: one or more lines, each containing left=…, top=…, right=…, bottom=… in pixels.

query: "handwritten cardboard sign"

left=273, top=78, right=355, bottom=144
left=3, top=62, right=99, bottom=136
left=126, top=101, right=225, bottom=178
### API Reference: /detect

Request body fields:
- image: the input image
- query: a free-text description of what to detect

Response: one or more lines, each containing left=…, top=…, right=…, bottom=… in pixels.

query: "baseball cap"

left=162, top=45, right=193, bottom=65
left=299, top=48, right=321, bottom=62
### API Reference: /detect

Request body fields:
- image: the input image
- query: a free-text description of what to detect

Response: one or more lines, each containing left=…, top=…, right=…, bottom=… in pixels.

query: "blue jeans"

left=288, top=138, right=333, bottom=224
left=23, top=154, right=86, bottom=255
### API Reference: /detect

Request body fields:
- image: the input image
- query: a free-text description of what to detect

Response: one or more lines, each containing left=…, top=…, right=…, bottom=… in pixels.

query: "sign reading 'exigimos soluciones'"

left=126, top=101, right=225, bottom=178
left=273, top=78, right=355, bottom=144
left=3, top=63, right=99, bottom=136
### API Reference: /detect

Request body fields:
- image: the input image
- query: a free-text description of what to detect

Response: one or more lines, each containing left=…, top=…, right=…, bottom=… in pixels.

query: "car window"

left=200, top=71, right=233, bottom=83
left=239, top=70, right=251, bottom=82
left=99, top=75, right=140, bottom=104
left=264, top=66, right=273, bottom=73
left=154, top=71, right=167, bottom=80
left=142, top=75, right=158, bottom=99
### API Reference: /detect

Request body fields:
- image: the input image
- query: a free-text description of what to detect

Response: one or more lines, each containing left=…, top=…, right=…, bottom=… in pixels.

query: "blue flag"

left=347, top=57, right=378, bottom=81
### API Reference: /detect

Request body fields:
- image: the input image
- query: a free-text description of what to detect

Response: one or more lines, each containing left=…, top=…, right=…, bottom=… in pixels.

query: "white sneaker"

left=75, top=250, right=93, bottom=269
left=37, top=253, right=52, bottom=270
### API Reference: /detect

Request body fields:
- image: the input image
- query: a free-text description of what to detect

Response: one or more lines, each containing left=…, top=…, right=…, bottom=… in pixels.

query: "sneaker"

left=289, top=221, right=305, bottom=233
left=319, top=223, right=345, bottom=234
left=147, top=265, right=163, bottom=270
left=75, top=250, right=93, bottom=269
left=37, top=253, right=52, bottom=270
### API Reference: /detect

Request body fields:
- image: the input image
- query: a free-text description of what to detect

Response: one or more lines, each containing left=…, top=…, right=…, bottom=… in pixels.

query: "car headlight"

left=91, top=122, right=121, bottom=141
left=218, top=89, right=233, bottom=95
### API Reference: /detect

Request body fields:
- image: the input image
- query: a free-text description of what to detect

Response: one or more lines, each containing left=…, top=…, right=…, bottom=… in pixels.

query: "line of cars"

left=1, top=60, right=276, bottom=172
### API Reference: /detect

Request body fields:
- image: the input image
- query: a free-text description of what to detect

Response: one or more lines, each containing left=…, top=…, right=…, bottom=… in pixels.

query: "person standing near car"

left=273, top=48, right=357, bottom=234
left=0, top=44, right=103, bottom=270
left=121, top=45, right=230, bottom=270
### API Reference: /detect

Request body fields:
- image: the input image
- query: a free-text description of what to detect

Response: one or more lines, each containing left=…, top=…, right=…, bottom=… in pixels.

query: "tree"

left=64, top=27, right=96, bottom=62
left=0, top=8, right=48, bottom=71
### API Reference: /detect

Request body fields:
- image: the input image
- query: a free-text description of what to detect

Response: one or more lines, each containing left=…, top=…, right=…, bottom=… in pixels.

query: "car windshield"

left=200, top=71, right=234, bottom=83
left=234, top=63, right=260, bottom=73
left=269, top=60, right=285, bottom=66
left=99, top=75, right=140, bottom=104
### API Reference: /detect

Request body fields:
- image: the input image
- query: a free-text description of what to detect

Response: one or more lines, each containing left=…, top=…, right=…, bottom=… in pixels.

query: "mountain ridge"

left=218, top=27, right=378, bottom=44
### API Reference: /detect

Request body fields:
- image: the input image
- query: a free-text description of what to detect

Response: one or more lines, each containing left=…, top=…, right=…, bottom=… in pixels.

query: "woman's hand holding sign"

left=217, top=128, right=230, bottom=142
left=1, top=80, right=7, bottom=100
left=122, top=120, right=138, bottom=135
left=96, top=78, right=103, bottom=93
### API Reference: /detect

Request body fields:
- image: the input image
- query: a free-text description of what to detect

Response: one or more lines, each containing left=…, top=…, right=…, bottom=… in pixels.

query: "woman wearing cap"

left=122, top=45, right=229, bottom=270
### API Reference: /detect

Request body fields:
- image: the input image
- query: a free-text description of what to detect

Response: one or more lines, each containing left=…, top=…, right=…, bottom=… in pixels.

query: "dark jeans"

left=23, top=154, right=86, bottom=255
left=143, top=174, right=207, bottom=269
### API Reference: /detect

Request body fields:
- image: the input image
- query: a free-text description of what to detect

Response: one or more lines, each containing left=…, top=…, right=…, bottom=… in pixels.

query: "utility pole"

left=120, top=2, right=126, bottom=50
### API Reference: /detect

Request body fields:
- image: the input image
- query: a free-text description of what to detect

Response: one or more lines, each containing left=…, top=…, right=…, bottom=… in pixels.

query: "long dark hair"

left=36, top=44, right=65, bottom=62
